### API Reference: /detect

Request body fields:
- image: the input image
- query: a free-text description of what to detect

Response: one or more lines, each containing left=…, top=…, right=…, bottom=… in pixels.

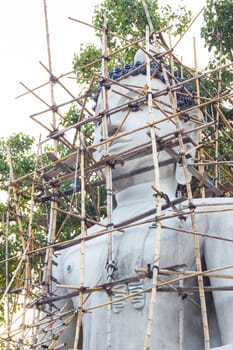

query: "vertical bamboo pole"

left=41, top=0, right=58, bottom=301
left=143, top=27, right=163, bottom=350
left=27, top=142, right=41, bottom=346
left=73, top=130, right=86, bottom=349
left=215, top=42, right=222, bottom=188
left=6, top=147, right=30, bottom=350
left=101, top=17, right=114, bottom=350
left=43, top=0, right=56, bottom=133
left=193, top=37, right=205, bottom=198
left=4, top=192, right=10, bottom=350
left=18, top=142, right=39, bottom=349
left=141, top=0, right=159, bottom=50
left=168, top=32, right=184, bottom=350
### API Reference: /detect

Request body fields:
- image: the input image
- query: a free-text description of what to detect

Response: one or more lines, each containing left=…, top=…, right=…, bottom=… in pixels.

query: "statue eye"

left=95, top=120, right=102, bottom=127
left=66, top=264, right=72, bottom=273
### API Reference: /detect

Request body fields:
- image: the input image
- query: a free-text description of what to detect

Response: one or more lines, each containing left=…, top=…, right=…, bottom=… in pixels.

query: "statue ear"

left=175, top=110, right=202, bottom=185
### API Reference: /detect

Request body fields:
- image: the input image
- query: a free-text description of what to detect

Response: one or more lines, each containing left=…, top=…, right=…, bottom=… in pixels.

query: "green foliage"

left=93, top=0, right=160, bottom=41
left=0, top=133, right=46, bottom=327
left=160, top=3, right=192, bottom=37
left=0, top=133, right=35, bottom=190
left=201, top=0, right=233, bottom=60
left=72, top=0, right=192, bottom=82
left=72, top=43, right=102, bottom=87
left=93, top=0, right=191, bottom=43
left=62, top=105, right=80, bottom=127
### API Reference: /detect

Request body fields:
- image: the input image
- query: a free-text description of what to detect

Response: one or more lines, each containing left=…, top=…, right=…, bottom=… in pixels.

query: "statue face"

left=94, top=74, right=175, bottom=160
left=93, top=73, right=199, bottom=190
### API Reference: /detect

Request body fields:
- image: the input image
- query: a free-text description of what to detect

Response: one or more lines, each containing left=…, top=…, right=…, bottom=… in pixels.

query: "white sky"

left=0, top=0, right=209, bottom=139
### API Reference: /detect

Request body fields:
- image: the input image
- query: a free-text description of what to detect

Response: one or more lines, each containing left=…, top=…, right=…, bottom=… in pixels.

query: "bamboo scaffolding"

left=4, top=4, right=233, bottom=349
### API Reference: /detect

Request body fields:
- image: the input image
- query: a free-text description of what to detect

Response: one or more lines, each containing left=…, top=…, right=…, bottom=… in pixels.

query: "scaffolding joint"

left=49, top=75, right=58, bottom=84
left=147, top=263, right=159, bottom=278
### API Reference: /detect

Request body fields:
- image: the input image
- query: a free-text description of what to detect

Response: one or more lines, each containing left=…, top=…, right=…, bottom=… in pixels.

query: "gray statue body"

left=50, top=58, right=233, bottom=350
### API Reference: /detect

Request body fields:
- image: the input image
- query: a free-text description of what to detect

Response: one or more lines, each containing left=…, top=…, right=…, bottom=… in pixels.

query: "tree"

left=0, top=133, right=37, bottom=325
left=201, top=0, right=233, bottom=61
left=73, top=0, right=192, bottom=85
left=200, top=0, right=233, bottom=187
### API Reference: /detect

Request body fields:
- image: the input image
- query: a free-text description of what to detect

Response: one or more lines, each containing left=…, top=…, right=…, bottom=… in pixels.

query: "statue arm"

left=204, top=211, right=233, bottom=349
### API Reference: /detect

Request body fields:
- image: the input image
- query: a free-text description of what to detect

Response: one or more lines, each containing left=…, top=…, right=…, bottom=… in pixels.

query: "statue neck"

left=114, top=180, right=177, bottom=210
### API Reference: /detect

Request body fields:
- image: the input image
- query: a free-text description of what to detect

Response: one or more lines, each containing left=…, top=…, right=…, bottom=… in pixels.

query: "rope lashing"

left=106, top=260, right=117, bottom=280
left=152, top=186, right=186, bottom=220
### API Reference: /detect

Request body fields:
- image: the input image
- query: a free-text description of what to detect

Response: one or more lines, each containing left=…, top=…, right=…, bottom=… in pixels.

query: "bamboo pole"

left=100, top=17, right=115, bottom=350
left=215, top=42, right=222, bottom=189
left=143, top=27, right=163, bottom=350
left=20, top=140, right=40, bottom=349
left=175, top=115, right=210, bottom=347
left=193, top=37, right=205, bottom=198
left=173, top=6, right=205, bottom=50
left=4, top=191, right=10, bottom=350
left=73, top=130, right=86, bottom=349
left=41, top=0, right=58, bottom=303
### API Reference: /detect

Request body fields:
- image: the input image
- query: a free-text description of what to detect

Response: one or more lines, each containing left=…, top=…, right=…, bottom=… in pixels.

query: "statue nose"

left=100, top=119, right=120, bottom=138
left=108, top=124, right=119, bottom=137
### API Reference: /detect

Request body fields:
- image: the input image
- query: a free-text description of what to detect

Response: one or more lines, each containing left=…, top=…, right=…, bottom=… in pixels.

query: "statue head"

left=93, top=48, right=201, bottom=194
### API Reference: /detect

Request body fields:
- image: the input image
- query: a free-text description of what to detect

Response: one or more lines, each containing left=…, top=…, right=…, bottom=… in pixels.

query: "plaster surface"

left=47, top=54, right=233, bottom=350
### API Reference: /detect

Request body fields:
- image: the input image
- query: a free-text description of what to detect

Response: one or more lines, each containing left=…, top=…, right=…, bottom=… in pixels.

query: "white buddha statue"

left=42, top=50, right=233, bottom=350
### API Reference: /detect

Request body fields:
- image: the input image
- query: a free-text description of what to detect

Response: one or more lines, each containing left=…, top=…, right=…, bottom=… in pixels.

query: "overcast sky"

left=0, top=0, right=208, bottom=139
